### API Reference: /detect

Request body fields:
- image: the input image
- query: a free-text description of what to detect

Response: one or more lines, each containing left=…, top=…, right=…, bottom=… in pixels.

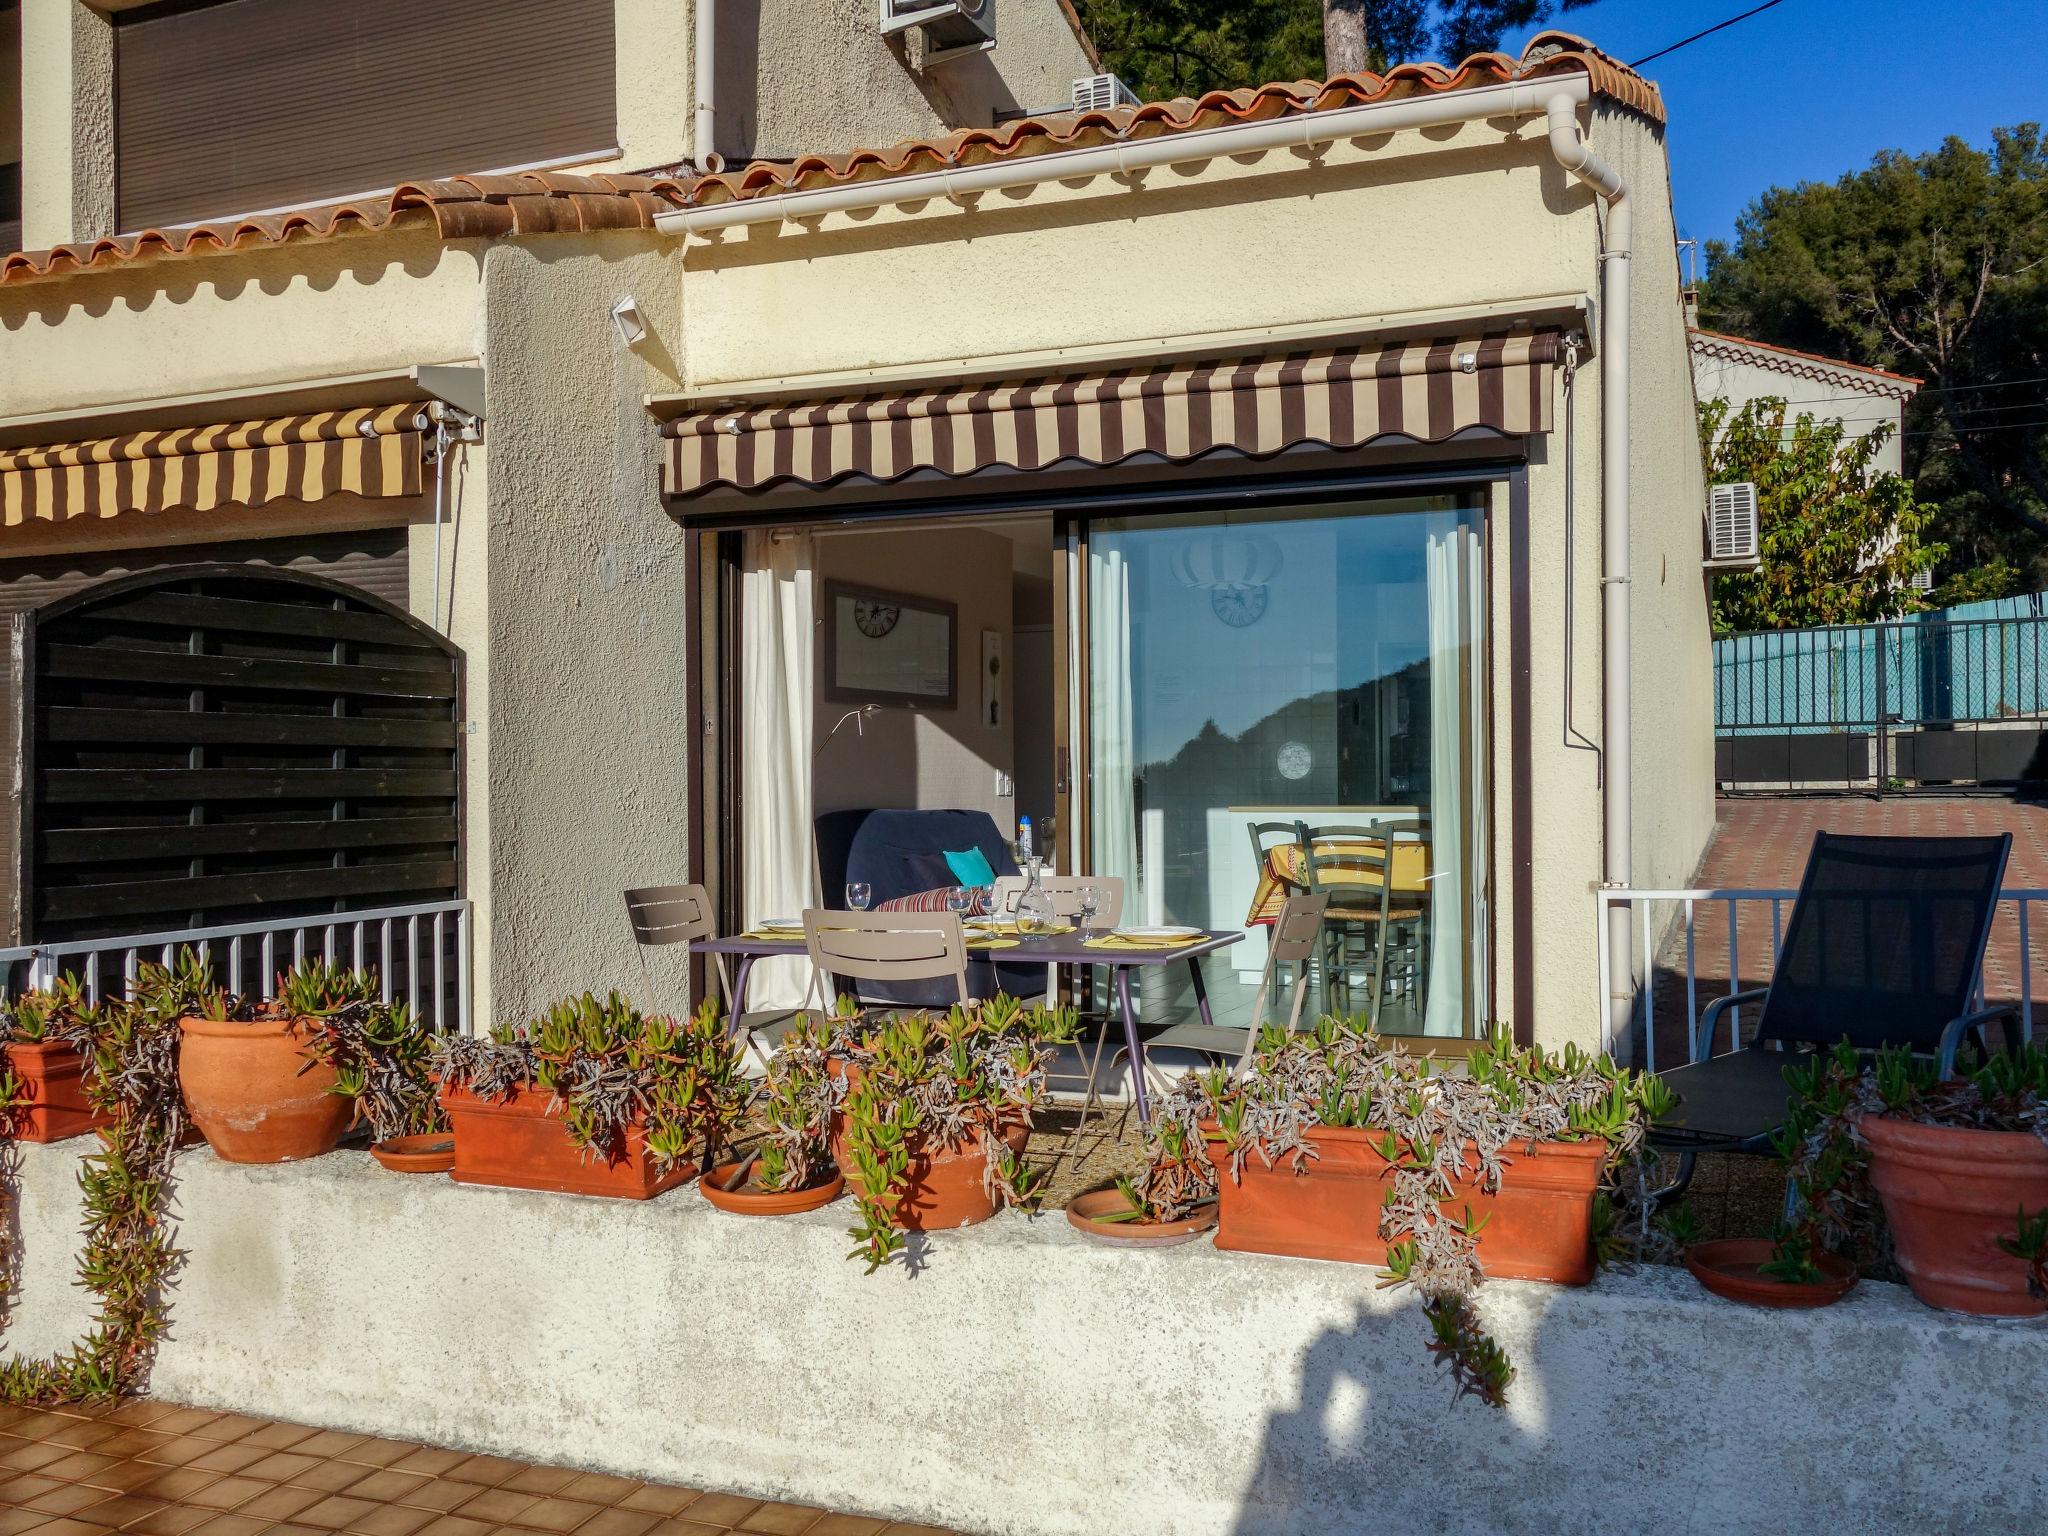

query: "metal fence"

left=1715, top=612, right=2048, bottom=793
left=1596, top=885, right=2047, bottom=1073
left=0, top=898, right=472, bottom=1033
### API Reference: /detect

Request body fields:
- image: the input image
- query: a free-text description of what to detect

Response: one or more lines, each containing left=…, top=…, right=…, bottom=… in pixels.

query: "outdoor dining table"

left=694, top=926, right=1244, bottom=1122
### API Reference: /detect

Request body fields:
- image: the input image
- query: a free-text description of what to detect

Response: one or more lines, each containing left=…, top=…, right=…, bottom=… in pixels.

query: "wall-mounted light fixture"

left=610, top=294, right=648, bottom=347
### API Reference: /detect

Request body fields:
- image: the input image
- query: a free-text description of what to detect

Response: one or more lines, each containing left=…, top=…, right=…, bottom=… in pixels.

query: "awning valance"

left=661, top=331, right=1562, bottom=497
left=1, top=403, right=428, bottom=528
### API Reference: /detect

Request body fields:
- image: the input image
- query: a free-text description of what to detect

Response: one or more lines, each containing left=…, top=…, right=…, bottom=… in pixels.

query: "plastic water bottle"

left=1018, top=816, right=1034, bottom=860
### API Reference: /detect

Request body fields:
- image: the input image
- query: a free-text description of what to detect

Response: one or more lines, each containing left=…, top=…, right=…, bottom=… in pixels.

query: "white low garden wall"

left=5, top=1140, right=2046, bottom=1535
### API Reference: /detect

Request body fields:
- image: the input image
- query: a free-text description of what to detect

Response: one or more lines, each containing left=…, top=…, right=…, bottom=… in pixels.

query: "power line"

left=1631, top=0, right=1791, bottom=68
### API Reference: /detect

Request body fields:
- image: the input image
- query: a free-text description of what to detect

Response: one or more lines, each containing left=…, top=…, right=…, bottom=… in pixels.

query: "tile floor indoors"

left=0, top=1401, right=954, bottom=1536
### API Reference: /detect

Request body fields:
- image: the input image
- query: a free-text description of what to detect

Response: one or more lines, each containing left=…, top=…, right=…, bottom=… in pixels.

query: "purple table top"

left=696, top=929, right=1242, bottom=966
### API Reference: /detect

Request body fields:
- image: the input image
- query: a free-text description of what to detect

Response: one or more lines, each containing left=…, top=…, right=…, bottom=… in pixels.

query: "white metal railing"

left=1595, top=886, right=2048, bottom=1073
left=0, top=898, right=472, bottom=1034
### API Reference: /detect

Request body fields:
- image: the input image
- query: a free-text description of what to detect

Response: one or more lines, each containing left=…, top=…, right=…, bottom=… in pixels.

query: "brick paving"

left=0, top=1402, right=951, bottom=1536
left=1639, top=795, right=2048, bottom=1067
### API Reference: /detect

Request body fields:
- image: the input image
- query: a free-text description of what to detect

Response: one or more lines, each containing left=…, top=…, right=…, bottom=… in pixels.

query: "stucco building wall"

left=1691, top=338, right=1915, bottom=475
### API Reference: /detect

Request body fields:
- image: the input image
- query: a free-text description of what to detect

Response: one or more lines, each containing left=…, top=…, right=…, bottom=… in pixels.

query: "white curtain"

left=1088, top=543, right=1138, bottom=899
left=1423, top=516, right=1480, bottom=1037
left=741, top=530, right=816, bottom=1007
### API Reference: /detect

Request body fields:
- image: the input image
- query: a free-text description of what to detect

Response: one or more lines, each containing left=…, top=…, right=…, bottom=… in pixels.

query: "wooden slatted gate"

left=17, top=564, right=463, bottom=944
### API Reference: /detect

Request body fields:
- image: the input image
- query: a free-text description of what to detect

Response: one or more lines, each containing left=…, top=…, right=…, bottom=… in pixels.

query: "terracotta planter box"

left=1, top=1040, right=109, bottom=1144
left=440, top=1083, right=695, bottom=1200
left=1202, top=1122, right=1609, bottom=1285
left=1864, top=1114, right=2048, bottom=1318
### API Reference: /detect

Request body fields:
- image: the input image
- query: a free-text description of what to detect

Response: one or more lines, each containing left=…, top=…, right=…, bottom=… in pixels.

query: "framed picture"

left=823, top=580, right=957, bottom=709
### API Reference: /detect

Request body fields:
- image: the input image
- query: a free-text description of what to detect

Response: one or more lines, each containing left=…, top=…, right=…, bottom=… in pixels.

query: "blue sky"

left=1502, top=0, right=2048, bottom=258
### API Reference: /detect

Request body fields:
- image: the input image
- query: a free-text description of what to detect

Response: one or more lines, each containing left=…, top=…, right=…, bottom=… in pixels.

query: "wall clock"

left=853, top=598, right=901, bottom=638
left=1211, top=583, right=1269, bottom=628
left=1277, top=741, right=1313, bottom=781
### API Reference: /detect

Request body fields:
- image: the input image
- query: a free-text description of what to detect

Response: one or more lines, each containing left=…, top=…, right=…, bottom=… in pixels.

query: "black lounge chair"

left=1653, top=831, right=2019, bottom=1164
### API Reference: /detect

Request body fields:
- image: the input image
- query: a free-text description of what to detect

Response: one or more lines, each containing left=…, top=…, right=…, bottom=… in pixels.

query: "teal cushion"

left=943, top=847, right=998, bottom=888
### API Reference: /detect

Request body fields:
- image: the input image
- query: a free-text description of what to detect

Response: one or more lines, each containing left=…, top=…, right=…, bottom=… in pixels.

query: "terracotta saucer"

left=1686, top=1238, right=1858, bottom=1309
left=1066, top=1189, right=1218, bottom=1247
left=699, top=1162, right=846, bottom=1216
left=371, top=1134, right=457, bottom=1174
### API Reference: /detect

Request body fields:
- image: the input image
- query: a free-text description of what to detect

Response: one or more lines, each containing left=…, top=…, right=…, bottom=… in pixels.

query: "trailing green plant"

left=764, top=996, right=1075, bottom=1271
left=274, top=959, right=444, bottom=1141
left=1770, top=1038, right=2048, bottom=1283
left=432, top=992, right=745, bottom=1173
left=1149, top=1018, right=1669, bottom=1408
left=1095, top=1112, right=1216, bottom=1225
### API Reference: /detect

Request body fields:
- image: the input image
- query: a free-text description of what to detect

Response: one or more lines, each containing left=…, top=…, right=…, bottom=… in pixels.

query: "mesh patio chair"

left=803, top=910, right=972, bottom=1013
left=623, top=883, right=796, bottom=1069
left=1652, top=832, right=2018, bottom=1185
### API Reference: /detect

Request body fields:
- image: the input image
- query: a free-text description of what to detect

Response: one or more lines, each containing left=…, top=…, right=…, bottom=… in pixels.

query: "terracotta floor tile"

left=0, top=1438, right=72, bottom=1473
left=454, top=1488, right=540, bottom=1526
left=509, top=1497, right=604, bottom=1533
left=103, top=1401, right=183, bottom=1429
left=615, top=1490, right=697, bottom=1519
left=22, top=1480, right=112, bottom=1516
left=555, top=1475, right=640, bottom=1509
left=575, top=1510, right=659, bottom=1536
left=145, top=1411, right=224, bottom=1439
left=38, top=1448, right=123, bottom=1483
left=335, top=1440, right=423, bottom=1471
left=239, top=1422, right=321, bottom=1453
left=122, top=1507, right=225, bottom=1536
left=96, top=1429, right=177, bottom=1460
left=390, top=1449, right=468, bottom=1479
left=500, top=1470, right=581, bottom=1500
left=40, top=1417, right=124, bottom=1450
left=188, top=1515, right=274, bottom=1536
left=737, top=1507, right=823, bottom=1535
left=878, top=1525, right=955, bottom=1536
left=16, top=1519, right=110, bottom=1536
left=639, top=1520, right=727, bottom=1536
left=190, top=1415, right=268, bottom=1444
left=136, top=1436, right=216, bottom=1469
left=186, top=1445, right=270, bottom=1477
left=444, top=1456, right=524, bottom=1489
left=343, top=1505, right=436, bottom=1536
left=133, top=1468, right=227, bottom=1502
left=236, top=1483, right=328, bottom=1522
left=295, top=1495, right=384, bottom=1532
left=339, top=1470, right=433, bottom=1505
left=0, top=1508, right=44, bottom=1536
left=0, top=1471, right=65, bottom=1504
left=184, top=1475, right=269, bottom=1512
left=677, top=1496, right=760, bottom=1530
left=291, top=1461, right=381, bottom=1495
left=806, top=1518, right=888, bottom=1536
left=81, top=1459, right=176, bottom=1496
left=392, top=1479, right=482, bottom=1513
left=413, top=1517, right=496, bottom=1536
left=242, top=1451, right=324, bottom=1484
left=268, top=1526, right=336, bottom=1536
left=291, top=1432, right=371, bottom=1462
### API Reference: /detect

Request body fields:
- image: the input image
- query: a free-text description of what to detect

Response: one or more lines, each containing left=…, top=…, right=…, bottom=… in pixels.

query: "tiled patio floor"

left=0, top=1402, right=953, bottom=1536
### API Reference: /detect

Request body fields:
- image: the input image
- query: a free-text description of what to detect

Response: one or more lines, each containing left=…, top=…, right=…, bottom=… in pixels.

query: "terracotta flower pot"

left=371, top=1133, right=457, bottom=1174
left=1066, top=1189, right=1218, bottom=1247
left=1685, top=1238, right=1858, bottom=1309
left=1, top=1039, right=108, bottom=1144
left=1862, top=1113, right=2048, bottom=1318
left=699, top=1160, right=845, bottom=1216
left=832, top=1116, right=1030, bottom=1231
left=439, top=1082, right=695, bottom=1200
left=1201, top=1122, right=1609, bottom=1284
left=177, top=1014, right=351, bottom=1164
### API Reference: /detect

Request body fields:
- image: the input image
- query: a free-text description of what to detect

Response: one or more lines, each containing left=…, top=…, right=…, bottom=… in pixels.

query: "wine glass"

left=1077, top=884, right=1102, bottom=933
left=845, top=882, right=873, bottom=912
left=945, top=886, right=975, bottom=922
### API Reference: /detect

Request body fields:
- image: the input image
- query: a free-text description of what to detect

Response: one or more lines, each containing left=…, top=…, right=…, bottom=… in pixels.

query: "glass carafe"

left=1014, top=855, right=1056, bottom=936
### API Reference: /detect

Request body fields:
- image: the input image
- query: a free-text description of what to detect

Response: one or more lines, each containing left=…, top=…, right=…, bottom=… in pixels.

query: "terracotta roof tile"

left=682, top=31, right=1663, bottom=210
left=0, top=171, right=689, bottom=288
left=1690, top=328, right=1924, bottom=394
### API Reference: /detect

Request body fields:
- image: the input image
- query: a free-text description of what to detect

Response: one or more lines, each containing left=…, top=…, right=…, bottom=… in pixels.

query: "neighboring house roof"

left=0, top=171, right=689, bottom=288
left=0, top=31, right=1657, bottom=290
left=1689, top=329, right=1923, bottom=399
left=683, top=31, right=1663, bottom=211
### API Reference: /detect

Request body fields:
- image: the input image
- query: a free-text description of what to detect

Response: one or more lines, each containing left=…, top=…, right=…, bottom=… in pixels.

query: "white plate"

left=755, top=917, right=805, bottom=931
left=1116, top=925, right=1203, bottom=941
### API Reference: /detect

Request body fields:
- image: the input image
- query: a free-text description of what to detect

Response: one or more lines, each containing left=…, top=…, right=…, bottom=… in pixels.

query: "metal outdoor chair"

left=623, top=883, right=794, bottom=1069
left=1652, top=832, right=2018, bottom=1186
left=1113, top=892, right=1330, bottom=1100
left=802, top=910, right=972, bottom=1013
left=988, top=871, right=1126, bottom=999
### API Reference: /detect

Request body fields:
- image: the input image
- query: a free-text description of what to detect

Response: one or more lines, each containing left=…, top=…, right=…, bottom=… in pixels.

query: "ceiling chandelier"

left=1169, top=531, right=1284, bottom=590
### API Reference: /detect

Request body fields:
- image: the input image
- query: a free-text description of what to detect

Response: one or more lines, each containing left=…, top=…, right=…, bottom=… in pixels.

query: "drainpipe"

left=693, top=0, right=718, bottom=170
left=1546, top=93, right=1634, bottom=1056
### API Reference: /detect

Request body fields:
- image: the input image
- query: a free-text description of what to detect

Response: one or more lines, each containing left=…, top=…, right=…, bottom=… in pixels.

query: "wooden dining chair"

left=1296, top=822, right=1427, bottom=1024
left=802, top=910, right=972, bottom=1012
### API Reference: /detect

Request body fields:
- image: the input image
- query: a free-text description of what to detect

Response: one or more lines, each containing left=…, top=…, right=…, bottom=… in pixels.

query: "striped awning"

left=1, top=403, right=428, bottom=528
left=662, top=331, right=1562, bottom=497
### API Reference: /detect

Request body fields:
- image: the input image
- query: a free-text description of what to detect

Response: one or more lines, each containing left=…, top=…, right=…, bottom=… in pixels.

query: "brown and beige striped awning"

left=661, top=331, right=1563, bottom=497
left=1, top=403, right=428, bottom=528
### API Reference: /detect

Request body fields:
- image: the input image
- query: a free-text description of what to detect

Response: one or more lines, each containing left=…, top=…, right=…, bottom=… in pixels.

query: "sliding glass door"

left=1080, top=494, right=1487, bottom=1035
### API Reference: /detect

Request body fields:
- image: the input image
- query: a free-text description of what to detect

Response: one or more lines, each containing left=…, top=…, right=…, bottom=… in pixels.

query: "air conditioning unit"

left=1910, top=566, right=1936, bottom=594
left=1072, top=73, right=1141, bottom=113
left=879, top=0, right=995, bottom=63
left=1706, top=481, right=1761, bottom=568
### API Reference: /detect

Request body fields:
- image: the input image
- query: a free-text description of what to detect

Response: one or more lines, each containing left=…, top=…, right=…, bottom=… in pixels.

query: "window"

left=1, top=1, right=20, bottom=253
left=115, top=0, right=617, bottom=231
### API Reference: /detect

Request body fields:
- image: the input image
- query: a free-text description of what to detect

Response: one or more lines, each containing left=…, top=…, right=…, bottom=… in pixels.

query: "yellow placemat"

left=1083, top=932, right=1206, bottom=951
left=967, top=936, right=1022, bottom=951
left=739, top=928, right=804, bottom=942
left=969, top=921, right=1075, bottom=937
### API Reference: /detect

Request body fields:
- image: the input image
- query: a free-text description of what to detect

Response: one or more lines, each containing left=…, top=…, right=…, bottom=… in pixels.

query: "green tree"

left=1073, top=1, right=1589, bottom=100
left=1703, top=396, right=1940, bottom=635
left=1700, top=126, right=2048, bottom=593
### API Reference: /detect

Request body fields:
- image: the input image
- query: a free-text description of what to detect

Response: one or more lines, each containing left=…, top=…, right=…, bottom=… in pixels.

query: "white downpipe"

left=693, top=0, right=718, bottom=168
left=659, top=76, right=1590, bottom=234
left=1545, top=92, right=1634, bottom=1055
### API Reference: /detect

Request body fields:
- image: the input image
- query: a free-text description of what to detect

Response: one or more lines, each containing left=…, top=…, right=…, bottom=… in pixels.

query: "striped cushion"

left=877, top=885, right=963, bottom=913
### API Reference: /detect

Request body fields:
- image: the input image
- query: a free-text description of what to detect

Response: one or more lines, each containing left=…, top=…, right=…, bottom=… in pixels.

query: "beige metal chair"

left=802, top=909, right=972, bottom=1011
left=624, top=883, right=797, bottom=1068
left=1114, top=892, right=1329, bottom=1099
